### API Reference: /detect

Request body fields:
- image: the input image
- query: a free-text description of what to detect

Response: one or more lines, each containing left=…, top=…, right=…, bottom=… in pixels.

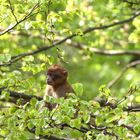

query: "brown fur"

left=44, top=64, right=74, bottom=100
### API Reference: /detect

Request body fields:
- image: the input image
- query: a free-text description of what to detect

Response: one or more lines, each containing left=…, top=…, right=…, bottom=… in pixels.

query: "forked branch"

left=0, top=11, right=140, bottom=66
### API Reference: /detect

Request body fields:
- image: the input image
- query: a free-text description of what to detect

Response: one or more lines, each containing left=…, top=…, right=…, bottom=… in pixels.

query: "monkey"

left=44, top=64, right=74, bottom=108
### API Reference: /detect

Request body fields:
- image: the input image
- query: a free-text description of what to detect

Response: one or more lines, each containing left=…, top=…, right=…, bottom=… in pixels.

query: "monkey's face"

left=46, top=70, right=67, bottom=86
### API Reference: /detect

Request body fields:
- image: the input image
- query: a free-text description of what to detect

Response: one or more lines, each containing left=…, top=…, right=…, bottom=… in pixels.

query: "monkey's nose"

left=47, top=79, right=52, bottom=85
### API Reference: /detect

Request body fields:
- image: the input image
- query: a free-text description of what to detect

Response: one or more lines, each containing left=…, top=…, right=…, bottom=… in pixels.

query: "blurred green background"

left=0, top=0, right=140, bottom=100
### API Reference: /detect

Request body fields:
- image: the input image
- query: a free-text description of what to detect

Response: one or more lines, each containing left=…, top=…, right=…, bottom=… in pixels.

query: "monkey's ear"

left=63, top=70, right=68, bottom=77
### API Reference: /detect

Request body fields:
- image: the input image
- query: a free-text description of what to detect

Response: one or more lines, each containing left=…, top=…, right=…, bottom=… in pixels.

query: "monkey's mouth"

left=47, top=80, right=53, bottom=85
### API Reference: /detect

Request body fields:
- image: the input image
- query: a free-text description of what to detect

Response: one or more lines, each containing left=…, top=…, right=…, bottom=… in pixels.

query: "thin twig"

left=107, top=60, right=140, bottom=88
left=0, top=16, right=9, bottom=24
left=7, top=0, right=18, bottom=22
left=117, top=86, right=138, bottom=105
left=0, top=2, right=41, bottom=36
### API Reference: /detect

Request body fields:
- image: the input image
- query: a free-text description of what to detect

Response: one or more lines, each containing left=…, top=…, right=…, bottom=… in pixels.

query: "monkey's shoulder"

left=58, top=83, right=74, bottom=96
left=65, top=83, right=74, bottom=93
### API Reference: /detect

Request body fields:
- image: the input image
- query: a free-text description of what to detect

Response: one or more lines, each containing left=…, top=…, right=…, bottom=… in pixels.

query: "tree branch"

left=0, top=11, right=140, bottom=66
left=69, top=42, right=140, bottom=57
left=0, top=88, right=42, bottom=101
left=107, top=60, right=140, bottom=88
left=90, top=48, right=140, bottom=56
left=29, top=129, right=66, bottom=140
left=0, top=88, right=140, bottom=112
left=125, top=105, right=140, bottom=112
left=0, top=2, right=41, bottom=36
left=123, top=0, right=140, bottom=5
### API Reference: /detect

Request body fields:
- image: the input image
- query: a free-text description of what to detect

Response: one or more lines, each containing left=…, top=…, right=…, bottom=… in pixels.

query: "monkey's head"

left=46, top=64, right=68, bottom=86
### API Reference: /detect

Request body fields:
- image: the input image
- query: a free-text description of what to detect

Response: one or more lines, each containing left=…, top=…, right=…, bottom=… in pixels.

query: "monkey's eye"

left=53, top=74, right=61, bottom=79
left=47, top=72, right=52, bottom=76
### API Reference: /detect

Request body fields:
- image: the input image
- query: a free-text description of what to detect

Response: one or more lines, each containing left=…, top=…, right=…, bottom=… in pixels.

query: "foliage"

left=0, top=86, right=140, bottom=140
left=0, top=0, right=140, bottom=139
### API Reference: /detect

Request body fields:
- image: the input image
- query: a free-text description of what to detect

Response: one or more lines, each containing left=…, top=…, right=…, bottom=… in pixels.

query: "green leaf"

left=72, top=83, right=83, bottom=96
left=17, top=132, right=29, bottom=140
left=23, top=56, right=34, bottom=62
left=106, top=115, right=120, bottom=123
left=30, top=98, right=38, bottom=106
left=27, top=120, right=35, bottom=130
left=99, top=85, right=110, bottom=97
left=25, top=21, right=32, bottom=30
left=85, top=131, right=93, bottom=140
left=75, top=29, right=84, bottom=36
left=70, top=118, right=81, bottom=129
left=90, top=100, right=100, bottom=108
left=39, top=108, right=49, bottom=117
left=134, top=124, right=140, bottom=134
left=1, top=90, right=10, bottom=100
left=8, top=117, right=16, bottom=129
left=83, top=113, right=90, bottom=123
left=63, top=116, right=71, bottom=123
left=135, top=96, right=140, bottom=103
left=35, top=127, right=41, bottom=136
left=0, top=54, right=11, bottom=63
left=96, top=134, right=108, bottom=140
left=9, top=106, right=17, bottom=114
left=35, top=100, right=45, bottom=110
left=95, top=116, right=103, bottom=126
left=16, top=109, right=26, bottom=118
left=133, top=17, right=140, bottom=28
